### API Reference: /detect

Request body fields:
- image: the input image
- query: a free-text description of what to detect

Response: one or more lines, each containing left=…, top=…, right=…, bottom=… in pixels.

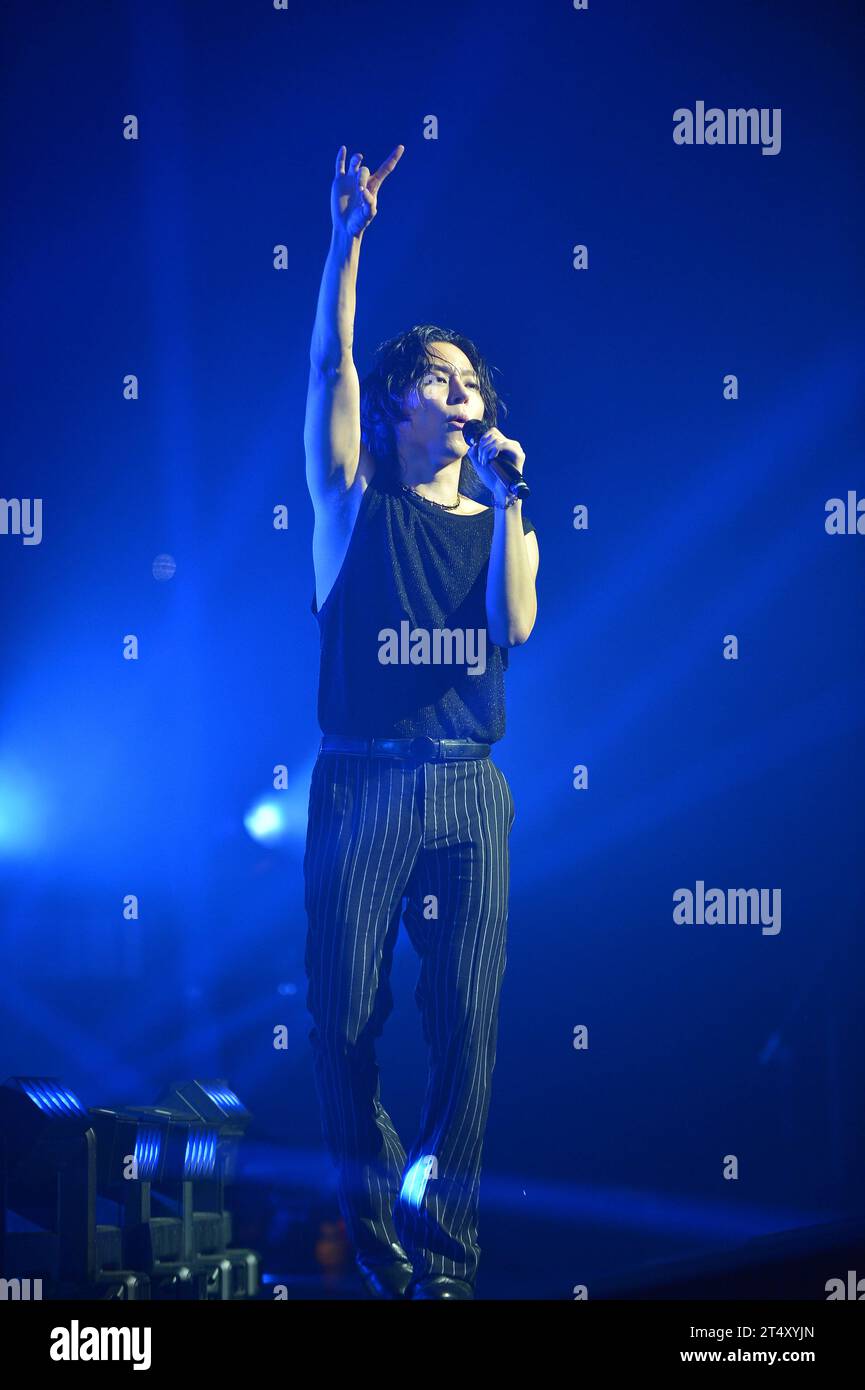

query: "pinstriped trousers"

left=303, top=750, right=514, bottom=1285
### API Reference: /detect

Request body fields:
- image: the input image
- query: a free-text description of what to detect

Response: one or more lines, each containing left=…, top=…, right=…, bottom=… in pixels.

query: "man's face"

left=397, top=341, right=485, bottom=456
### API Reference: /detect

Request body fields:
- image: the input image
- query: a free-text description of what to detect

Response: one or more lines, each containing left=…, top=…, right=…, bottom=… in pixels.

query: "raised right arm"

left=304, top=145, right=404, bottom=509
left=304, top=227, right=365, bottom=504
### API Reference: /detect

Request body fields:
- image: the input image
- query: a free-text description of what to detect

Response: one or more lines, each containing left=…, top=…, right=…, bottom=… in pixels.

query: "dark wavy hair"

left=359, top=324, right=508, bottom=500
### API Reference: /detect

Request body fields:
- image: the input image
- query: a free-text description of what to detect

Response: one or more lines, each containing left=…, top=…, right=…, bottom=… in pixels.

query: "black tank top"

left=311, top=471, right=536, bottom=742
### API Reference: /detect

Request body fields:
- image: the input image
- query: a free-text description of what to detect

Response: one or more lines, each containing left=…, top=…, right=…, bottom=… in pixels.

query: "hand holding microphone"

left=462, top=420, right=530, bottom=502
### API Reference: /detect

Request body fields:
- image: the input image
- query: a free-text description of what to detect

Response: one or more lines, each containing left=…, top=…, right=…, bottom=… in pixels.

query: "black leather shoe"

left=355, top=1246, right=415, bottom=1300
left=408, top=1275, right=475, bottom=1300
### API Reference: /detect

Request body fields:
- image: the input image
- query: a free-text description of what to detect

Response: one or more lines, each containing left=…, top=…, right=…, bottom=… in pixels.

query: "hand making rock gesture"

left=331, top=143, right=405, bottom=240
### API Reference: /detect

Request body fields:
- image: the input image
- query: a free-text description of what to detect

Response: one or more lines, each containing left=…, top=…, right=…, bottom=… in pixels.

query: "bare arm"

left=469, top=427, right=539, bottom=646
left=304, top=144, right=404, bottom=509
left=486, top=501, right=539, bottom=646
left=304, top=228, right=364, bottom=504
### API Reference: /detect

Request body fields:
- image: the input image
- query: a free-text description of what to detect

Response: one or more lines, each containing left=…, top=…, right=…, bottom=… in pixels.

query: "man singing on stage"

left=302, top=142, right=539, bottom=1300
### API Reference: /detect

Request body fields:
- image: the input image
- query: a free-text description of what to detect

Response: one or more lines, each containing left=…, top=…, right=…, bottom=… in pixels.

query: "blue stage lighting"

left=243, top=759, right=317, bottom=844
left=399, top=1155, right=437, bottom=1209
left=0, top=766, right=44, bottom=859
left=244, top=800, right=284, bottom=843
left=133, top=1126, right=163, bottom=1181
left=200, top=1083, right=245, bottom=1115
left=19, top=1079, right=86, bottom=1118
left=183, top=1128, right=218, bottom=1179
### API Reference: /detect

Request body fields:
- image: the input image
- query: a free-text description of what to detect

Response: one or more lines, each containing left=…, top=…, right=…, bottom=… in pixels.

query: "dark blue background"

left=1, top=0, right=863, bottom=1293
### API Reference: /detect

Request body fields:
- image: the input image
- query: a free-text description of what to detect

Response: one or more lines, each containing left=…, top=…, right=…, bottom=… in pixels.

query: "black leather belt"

left=319, top=734, right=491, bottom=762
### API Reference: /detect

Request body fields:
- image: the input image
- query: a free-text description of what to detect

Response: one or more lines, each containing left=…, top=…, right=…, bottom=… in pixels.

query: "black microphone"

left=462, top=419, right=530, bottom=501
